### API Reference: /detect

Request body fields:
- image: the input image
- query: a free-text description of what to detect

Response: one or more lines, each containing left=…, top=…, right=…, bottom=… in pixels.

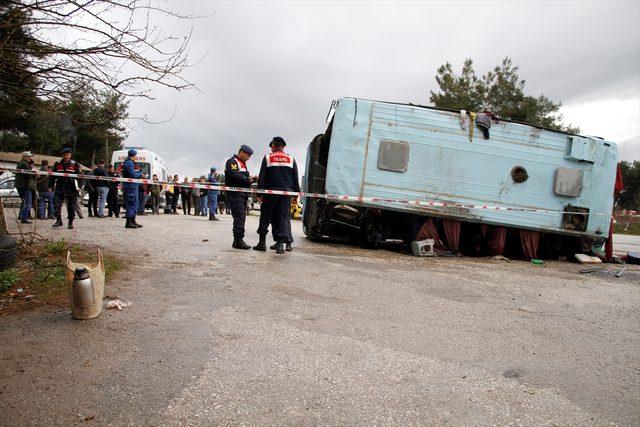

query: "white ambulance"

left=109, top=147, right=169, bottom=210
left=111, top=147, right=168, bottom=181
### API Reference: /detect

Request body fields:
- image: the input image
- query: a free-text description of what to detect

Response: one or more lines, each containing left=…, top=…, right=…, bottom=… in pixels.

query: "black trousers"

left=182, top=192, right=191, bottom=214
left=54, top=190, right=77, bottom=222
left=228, top=192, right=248, bottom=239
left=272, top=214, right=293, bottom=244
left=88, top=190, right=98, bottom=216
left=151, top=193, right=160, bottom=214
left=171, top=191, right=179, bottom=212
left=107, top=188, right=119, bottom=217
left=257, top=194, right=291, bottom=243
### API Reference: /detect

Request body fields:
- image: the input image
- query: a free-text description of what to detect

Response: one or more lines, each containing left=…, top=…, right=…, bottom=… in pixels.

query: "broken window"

left=377, top=140, right=409, bottom=173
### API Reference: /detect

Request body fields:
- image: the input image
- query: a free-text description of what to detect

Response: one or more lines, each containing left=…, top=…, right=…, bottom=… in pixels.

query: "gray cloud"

left=125, top=1, right=640, bottom=176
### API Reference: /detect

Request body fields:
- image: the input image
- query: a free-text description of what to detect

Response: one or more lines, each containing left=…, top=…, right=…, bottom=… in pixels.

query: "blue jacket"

left=207, top=173, right=219, bottom=195
left=121, top=158, right=142, bottom=190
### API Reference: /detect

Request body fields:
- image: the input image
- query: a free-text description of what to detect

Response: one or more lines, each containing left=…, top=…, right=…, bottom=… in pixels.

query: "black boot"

left=132, top=217, right=143, bottom=228
left=125, top=217, right=137, bottom=229
left=212, top=213, right=219, bottom=221
left=285, top=243, right=293, bottom=252
left=270, top=243, right=277, bottom=250
left=67, top=220, right=74, bottom=229
left=232, top=238, right=251, bottom=250
left=275, top=241, right=285, bottom=254
left=253, top=235, right=267, bottom=251
left=52, top=217, right=63, bottom=228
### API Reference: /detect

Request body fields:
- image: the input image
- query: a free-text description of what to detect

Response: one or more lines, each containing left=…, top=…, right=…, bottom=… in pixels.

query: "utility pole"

left=105, top=134, right=109, bottom=163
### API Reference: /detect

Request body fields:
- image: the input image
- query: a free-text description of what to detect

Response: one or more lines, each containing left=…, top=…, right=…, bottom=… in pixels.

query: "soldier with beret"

left=253, top=136, right=300, bottom=254
left=122, top=148, right=143, bottom=229
left=225, top=144, right=257, bottom=249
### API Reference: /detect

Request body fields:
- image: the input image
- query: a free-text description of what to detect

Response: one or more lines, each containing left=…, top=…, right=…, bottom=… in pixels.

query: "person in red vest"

left=50, top=147, right=81, bottom=229
left=253, top=137, right=300, bottom=254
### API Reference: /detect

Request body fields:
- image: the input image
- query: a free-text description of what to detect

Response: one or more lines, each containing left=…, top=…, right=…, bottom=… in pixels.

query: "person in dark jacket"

left=225, top=145, right=256, bottom=249
left=199, top=176, right=208, bottom=217
left=207, top=167, right=219, bottom=221
left=85, top=165, right=98, bottom=217
left=122, top=148, right=143, bottom=228
left=36, top=159, right=54, bottom=219
left=182, top=177, right=192, bottom=215
left=171, top=174, right=180, bottom=214
left=150, top=174, right=162, bottom=214
left=93, top=159, right=108, bottom=217
left=164, top=178, right=174, bottom=214
left=51, top=147, right=81, bottom=229
left=137, top=174, right=149, bottom=215
left=15, top=151, right=35, bottom=224
left=107, top=164, right=120, bottom=217
left=253, top=137, right=300, bottom=254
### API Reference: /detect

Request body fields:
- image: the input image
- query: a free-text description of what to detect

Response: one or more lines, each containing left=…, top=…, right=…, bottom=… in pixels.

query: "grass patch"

left=0, top=239, right=126, bottom=316
left=0, top=269, right=20, bottom=292
left=42, top=238, right=68, bottom=257
left=614, top=222, right=640, bottom=236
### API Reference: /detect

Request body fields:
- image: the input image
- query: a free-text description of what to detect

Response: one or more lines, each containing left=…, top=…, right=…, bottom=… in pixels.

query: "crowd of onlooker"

left=12, top=151, right=236, bottom=223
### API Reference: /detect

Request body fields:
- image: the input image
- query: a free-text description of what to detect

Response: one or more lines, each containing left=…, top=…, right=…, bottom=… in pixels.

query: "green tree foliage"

left=618, top=161, right=640, bottom=211
left=430, top=57, right=579, bottom=133
left=0, top=86, right=128, bottom=166
left=1, top=1, right=129, bottom=166
left=0, top=1, right=41, bottom=134
left=1, top=0, right=193, bottom=165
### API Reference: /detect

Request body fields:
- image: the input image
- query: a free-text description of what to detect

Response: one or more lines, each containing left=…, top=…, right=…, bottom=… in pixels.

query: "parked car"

left=0, top=178, right=20, bottom=207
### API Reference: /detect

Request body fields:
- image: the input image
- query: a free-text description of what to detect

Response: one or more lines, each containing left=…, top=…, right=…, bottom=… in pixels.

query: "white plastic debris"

left=105, top=299, right=133, bottom=310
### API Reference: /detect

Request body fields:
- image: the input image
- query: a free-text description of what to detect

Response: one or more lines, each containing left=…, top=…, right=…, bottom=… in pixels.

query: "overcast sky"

left=123, top=1, right=640, bottom=178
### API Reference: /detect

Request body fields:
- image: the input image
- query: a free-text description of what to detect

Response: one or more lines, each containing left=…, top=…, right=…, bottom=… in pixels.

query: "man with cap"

left=207, top=167, right=220, bottom=221
left=225, top=144, right=257, bottom=249
left=253, top=136, right=300, bottom=254
left=121, top=148, right=143, bottom=229
left=50, top=147, right=82, bottom=229
left=15, top=151, right=35, bottom=224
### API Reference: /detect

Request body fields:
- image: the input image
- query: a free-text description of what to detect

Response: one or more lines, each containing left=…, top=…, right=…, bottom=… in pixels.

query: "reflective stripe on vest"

left=234, top=158, right=248, bottom=172
left=266, top=152, right=293, bottom=168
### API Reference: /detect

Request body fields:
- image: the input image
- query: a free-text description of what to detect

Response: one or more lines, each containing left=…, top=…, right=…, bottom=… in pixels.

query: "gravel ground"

left=1, top=212, right=639, bottom=426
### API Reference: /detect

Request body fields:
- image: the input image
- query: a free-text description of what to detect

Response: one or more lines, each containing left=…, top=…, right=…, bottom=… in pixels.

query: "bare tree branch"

left=1, top=0, right=200, bottom=116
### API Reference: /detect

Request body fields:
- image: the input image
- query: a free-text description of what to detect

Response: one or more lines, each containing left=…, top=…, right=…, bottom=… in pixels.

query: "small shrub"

left=43, top=239, right=68, bottom=257
left=0, top=269, right=20, bottom=292
left=35, top=266, right=66, bottom=289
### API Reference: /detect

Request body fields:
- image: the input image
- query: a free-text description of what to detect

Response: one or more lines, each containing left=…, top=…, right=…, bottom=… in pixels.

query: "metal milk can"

left=72, top=267, right=95, bottom=308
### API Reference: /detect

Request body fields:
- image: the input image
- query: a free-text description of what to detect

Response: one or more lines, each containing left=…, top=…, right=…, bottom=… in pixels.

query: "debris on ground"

left=531, top=259, right=544, bottom=266
left=615, top=267, right=627, bottom=278
left=105, top=299, right=132, bottom=310
left=580, top=267, right=605, bottom=274
left=575, top=254, right=603, bottom=264
left=491, top=255, right=510, bottom=262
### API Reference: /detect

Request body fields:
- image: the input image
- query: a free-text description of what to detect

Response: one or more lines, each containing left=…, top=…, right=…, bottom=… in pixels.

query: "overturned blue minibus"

left=302, top=98, right=618, bottom=258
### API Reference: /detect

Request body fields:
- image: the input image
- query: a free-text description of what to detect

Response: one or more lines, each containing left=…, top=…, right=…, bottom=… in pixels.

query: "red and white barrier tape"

left=1, top=167, right=613, bottom=217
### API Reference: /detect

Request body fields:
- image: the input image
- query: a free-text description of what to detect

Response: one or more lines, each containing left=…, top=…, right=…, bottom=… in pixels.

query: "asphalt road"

left=1, top=212, right=639, bottom=426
